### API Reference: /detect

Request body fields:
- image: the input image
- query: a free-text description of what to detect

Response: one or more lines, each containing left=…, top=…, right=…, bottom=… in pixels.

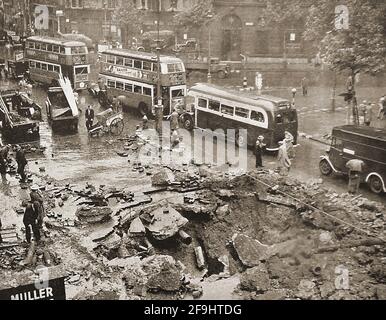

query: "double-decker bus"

left=24, top=36, right=90, bottom=90
left=98, top=49, right=186, bottom=116
left=187, top=83, right=298, bottom=151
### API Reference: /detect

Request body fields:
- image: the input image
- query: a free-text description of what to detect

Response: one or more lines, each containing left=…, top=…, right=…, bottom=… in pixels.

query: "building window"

left=71, top=0, right=83, bottom=8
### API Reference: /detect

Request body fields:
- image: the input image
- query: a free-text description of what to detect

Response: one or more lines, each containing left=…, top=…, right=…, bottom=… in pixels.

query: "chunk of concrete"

left=129, top=217, right=146, bottom=235
left=232, top=233, right=270, bottom=267
left=76, top=206, right=112, bottom=224
left=145, top=206, right=188, bottom=241
left=240, top=263, right=270, bottom=293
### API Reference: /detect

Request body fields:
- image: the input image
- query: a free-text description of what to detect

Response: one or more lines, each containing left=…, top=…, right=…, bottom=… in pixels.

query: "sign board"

left=290, top=33, right=296, bottom=41
left=56, top=10, right=64, bottom=17
left=245, top=22, right=254, bottom=26
left=0, top=277, right=66, bottom=300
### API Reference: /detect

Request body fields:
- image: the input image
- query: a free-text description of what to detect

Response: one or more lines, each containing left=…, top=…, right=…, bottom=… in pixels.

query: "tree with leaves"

left=113, top=1, right=145, bottom=48
left=173, top=0, right=215, bottom=30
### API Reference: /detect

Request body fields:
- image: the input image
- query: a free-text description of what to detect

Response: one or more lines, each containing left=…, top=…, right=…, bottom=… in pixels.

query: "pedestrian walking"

left=170, top=108, right=179, bottom=132
left=364, top=104, right=373, bottom=126
left=171, top=129, right=180, bottom=148
left=346, top=159, right=365, bottom=194
left=285, top=131, right=295, bottom=159
left=301, top=77, right=308, bottom=96
left=277, top=140, right=291, bottom=175
left=255, top=136, right=266, bottom=168
left=23, top=203, right=40, bottom=244
left=15, top=145, right=28, bottom=183
left=85, top=105, right=95, bottom=131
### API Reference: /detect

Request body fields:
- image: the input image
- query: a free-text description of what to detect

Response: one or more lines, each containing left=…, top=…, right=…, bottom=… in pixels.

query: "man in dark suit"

left=85, top=105, right=95, bottom=131
left=15, top=145, right=28, bottom=182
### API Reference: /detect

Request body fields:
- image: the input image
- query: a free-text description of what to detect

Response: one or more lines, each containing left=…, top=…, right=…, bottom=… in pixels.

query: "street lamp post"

left=154, top=5, right=163, bottom=138
left=207, top=27, right=211, bottom=83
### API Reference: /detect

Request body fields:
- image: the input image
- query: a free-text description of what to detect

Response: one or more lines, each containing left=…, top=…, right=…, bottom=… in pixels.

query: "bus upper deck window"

left=134, top=60, right=142, bottom=69
left=221, top=104, right=234, bottom=116
left=27, top=42, right=34, bottom=49
left=107, top=55, right=115, bottom=64
left=134, top=85, right=142, bottom=94
left=198, top=98, right=207, bottom=108
left=53, top=66, right=60, bottom=73
left=53, top=45, right=59, bottom=53
left=47, top=44, right=52, bottom=52
left=41, top=63, right=47, bottom=70
left=35, top=43, right=41, bottom=50
left=60, top=46, right=65, bottom=54
left=208, top=100, right=220, bottom=112
left=251, top=111, right=265, bottom=123
left=235, top=107, right=249, bottom=118
left=116, top=56, right=124, bottom=66
left=143, top=61, right=152, bottom=71
left=124, top=58, right=133, bottom=67
left=29, top=61, right=36, bottom=68
left=107, top=80, right=115, bottom=88
left=41, top=44, right=47, bottom=51
left=48, top=64, right=53, bottom=71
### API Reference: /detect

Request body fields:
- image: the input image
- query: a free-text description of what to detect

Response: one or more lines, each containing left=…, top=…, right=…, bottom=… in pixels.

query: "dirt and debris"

left=1, top=153, right=385, bottom=300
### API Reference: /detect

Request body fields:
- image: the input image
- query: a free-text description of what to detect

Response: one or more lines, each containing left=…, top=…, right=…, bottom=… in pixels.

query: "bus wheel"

left=368, top=176, right=384, bottom=194
left=319, top=159, right=332, bottom=176
left=217, top=70, right=226, bottom=79
left=182, top=115, right=194, bottom=131
left=138, top=103, right=148, bottom=116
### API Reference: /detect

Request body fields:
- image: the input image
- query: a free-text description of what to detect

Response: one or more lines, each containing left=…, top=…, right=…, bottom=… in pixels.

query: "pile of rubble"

left=1, top=160, right=385, bottom=300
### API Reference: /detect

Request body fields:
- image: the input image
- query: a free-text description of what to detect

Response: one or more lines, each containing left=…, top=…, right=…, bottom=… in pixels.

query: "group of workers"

left=0, top=143, right=43, bottom=244
left=23, top=184, right=45, bottom=244
left=0, top=143, right=28, bottom=183
left=254, top=131, right=295, bottom=176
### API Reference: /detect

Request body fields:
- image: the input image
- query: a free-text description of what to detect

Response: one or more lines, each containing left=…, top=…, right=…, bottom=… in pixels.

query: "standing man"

left=0, top=144, right=10, bottom=181
left=29, top=184, right=44, bottom=226
left=85, top=105, right=95, bottom=131
left=364, top=103, right=373, bottom=127
left=301, top=77, right=308, bottom=97
left=15, top=145, right=28, bottom=183
left=346, top=159, right=365, bottom=194
left=170, top=108, right=179, bottom=132
left=255, top=135, right=266, bottom=168
left=277, top=140, right=291, bottom=175
left=23, top=203, right=40, bottom=244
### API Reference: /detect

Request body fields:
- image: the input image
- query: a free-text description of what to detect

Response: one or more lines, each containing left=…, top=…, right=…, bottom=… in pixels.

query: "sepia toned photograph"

left=0, top=0, right=385, bottom=306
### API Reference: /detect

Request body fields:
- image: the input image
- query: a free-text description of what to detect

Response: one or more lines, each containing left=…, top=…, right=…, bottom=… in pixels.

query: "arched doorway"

left=221, top=14, right=242, bottom=61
